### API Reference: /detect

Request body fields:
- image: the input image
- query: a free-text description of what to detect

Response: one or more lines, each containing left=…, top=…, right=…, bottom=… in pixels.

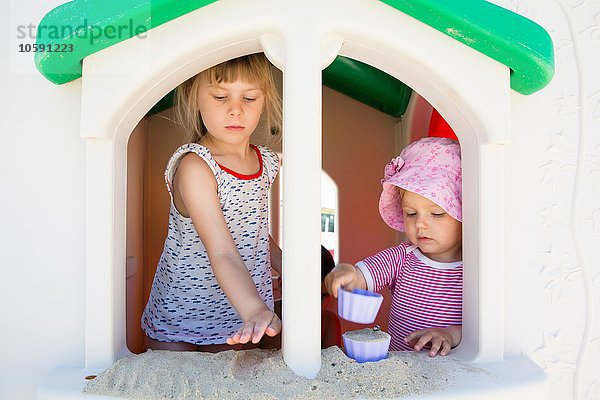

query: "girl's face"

left=401, top=190, right=462, bottom=263
left=197, top=79, right=265, bottom=146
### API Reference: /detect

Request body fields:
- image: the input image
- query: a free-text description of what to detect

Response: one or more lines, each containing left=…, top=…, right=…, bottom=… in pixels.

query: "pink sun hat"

left=379, top=137, right=462, bottom=232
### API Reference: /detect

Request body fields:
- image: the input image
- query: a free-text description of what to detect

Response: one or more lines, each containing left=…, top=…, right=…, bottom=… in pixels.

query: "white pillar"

left=85, top=140, right=116, bottom=370
left=281, top=28, right=322, bottom=378
left=476, top=143, right=505, bottom=361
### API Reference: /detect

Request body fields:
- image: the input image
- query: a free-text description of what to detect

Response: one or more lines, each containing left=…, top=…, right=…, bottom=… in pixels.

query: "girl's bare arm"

left=175, top=154, right=280, bottom=344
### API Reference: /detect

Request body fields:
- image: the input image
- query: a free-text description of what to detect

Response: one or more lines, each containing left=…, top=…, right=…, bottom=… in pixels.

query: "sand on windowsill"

left=83, top=346, right=488, bottom=399
left=343, top=328, right=391, bottom=342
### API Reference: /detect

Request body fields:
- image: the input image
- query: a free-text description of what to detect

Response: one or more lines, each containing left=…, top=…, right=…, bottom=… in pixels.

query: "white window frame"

left=79, top=0, right=510, bottom=378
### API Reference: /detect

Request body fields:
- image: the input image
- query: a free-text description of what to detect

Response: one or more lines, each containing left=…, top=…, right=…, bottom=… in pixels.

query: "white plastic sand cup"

left=343, top=326, right=391, bottom=363
left=337, top=288, right=384, bottom=324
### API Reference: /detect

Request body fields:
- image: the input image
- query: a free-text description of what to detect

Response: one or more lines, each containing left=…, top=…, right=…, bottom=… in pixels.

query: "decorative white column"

left=84, top=139, right=117, bottom=370
left=477, top=143, right=505, bottom=362
left=280, top=26, right=323, bottom=378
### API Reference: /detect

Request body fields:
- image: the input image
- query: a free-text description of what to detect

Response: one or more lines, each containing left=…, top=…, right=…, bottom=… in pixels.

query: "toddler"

left=325, top=137, right=462, bottom=357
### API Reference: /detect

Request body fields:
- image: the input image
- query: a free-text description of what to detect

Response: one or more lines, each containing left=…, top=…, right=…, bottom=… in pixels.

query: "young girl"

left=325, top=137, right=463, bottom=357
left=141, top=54, right=283, bottom=351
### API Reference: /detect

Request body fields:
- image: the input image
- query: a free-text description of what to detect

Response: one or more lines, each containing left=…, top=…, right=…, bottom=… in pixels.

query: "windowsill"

left=37, top=354, right=546, bottom=399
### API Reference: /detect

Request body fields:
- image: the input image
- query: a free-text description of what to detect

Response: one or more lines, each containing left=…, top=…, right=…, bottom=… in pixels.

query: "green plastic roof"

left=35, top=0, right=217, bottom=84
left=35, top=0, right=554, bottom=114
left=379, top=0, right=554, bottom=95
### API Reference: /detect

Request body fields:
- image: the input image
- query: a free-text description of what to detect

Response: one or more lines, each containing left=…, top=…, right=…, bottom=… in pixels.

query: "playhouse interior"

left=124, top=61, right=440, bottom=354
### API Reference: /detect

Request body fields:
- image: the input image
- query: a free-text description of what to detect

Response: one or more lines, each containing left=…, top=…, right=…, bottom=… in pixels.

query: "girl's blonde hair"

left=174, top=53, right=282, bottom=145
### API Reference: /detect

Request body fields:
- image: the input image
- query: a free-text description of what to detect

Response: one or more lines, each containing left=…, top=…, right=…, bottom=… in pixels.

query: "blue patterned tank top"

left=141, top=143, right=279, bottom=345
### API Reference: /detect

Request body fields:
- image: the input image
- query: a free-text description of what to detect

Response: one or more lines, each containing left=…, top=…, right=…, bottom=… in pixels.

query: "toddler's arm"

left=324, top=263, right=368, bottom=298
left=175, top=154, right=281, bottom=344
left=404, top=325, right=462, bottom=357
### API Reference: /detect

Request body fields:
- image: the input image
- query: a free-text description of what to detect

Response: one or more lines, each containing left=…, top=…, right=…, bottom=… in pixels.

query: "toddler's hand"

left=405, top=327, right=460, bottom=357
left=324, top=263, right=361, bottom=298
left=226, top=309, right=281, bottom=345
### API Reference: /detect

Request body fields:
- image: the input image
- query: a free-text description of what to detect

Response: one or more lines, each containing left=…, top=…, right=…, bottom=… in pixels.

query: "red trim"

left=216, top=144, right=263, bottom=180
left=428, top=108, right=458, bottom=140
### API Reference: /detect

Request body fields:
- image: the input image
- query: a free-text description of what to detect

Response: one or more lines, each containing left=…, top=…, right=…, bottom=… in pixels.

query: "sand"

left=343, top=328, right=391, bottom=342
left=83, top=346, right=486, bottom=399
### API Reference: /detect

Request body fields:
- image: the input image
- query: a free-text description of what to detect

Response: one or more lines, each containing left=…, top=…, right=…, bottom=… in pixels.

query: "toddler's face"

left=197, top=79, right=264, bottom=145
left=401, top=191, right=462, bottom=262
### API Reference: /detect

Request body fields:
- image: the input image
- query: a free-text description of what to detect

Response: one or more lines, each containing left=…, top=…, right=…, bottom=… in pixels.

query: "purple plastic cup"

left=343, top=328, right=391, bottom=363
left=337, top=288, right=384, bottom=324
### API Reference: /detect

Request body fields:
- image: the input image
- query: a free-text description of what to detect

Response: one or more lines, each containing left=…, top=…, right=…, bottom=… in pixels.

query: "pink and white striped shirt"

left=356, top=242, right=463, bottom=351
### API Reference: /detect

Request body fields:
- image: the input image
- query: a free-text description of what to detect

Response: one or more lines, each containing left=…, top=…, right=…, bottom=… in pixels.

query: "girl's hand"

left=226, top=309, right=281, bottom=345
left=404, top=325, right=462, bottom=357
left=324, top=263, right=367, bottom=298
